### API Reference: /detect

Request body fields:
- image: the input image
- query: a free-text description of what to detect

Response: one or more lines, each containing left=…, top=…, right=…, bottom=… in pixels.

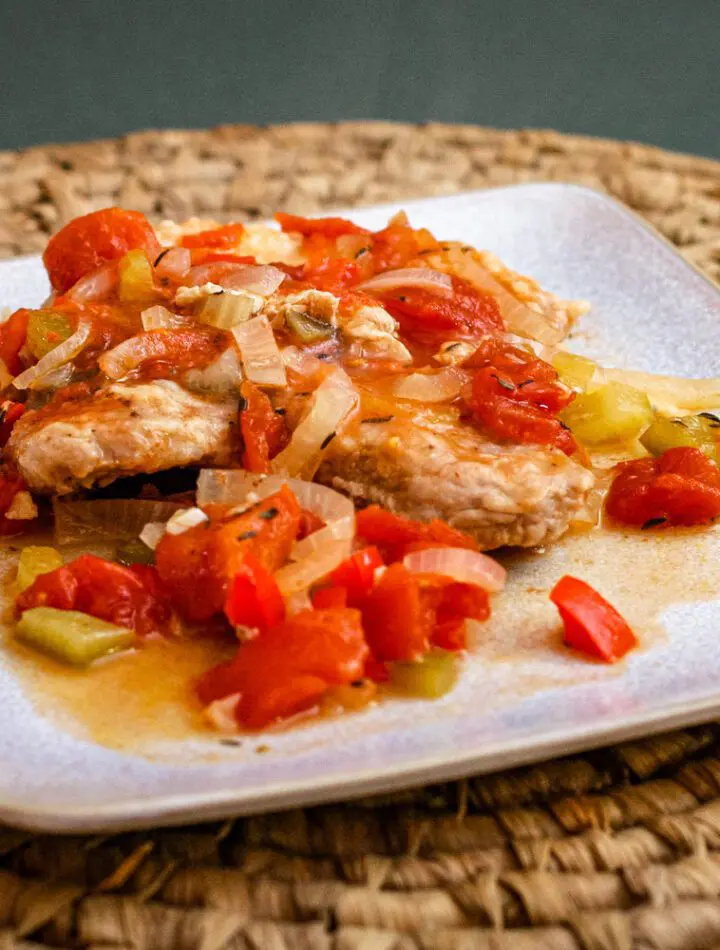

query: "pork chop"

left=8, top=381, right=239, bottom=495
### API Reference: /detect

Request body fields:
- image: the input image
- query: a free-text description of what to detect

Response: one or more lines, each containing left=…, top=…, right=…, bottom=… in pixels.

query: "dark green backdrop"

left=2, top=0, right=718, bottom=157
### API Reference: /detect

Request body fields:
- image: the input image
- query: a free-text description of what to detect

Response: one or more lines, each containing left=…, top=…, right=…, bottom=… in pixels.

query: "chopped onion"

left=271, top=369, right=358, bottom=478
left=155, top=246, right=191, bottom=280
left=200, top=293, right=255, bottom=329
left=29, top=362, right=74, bottom=391
left=232, top=315, right=287, bottom=388
left=285, top=590, right=313, bottom=615
left=189, top=263, right=286, bottom=296
left=165, top=506, right=209, bottom=535
left=274, top=539, right=353, bottom=597
left=280, top=345, right=326, bottom=378
left=54, top=498, right=182, bottom=545
left=6, top=491, right=38, bottom=521
left=139, top=522, right=168, bottom=551
left=358, top=268, right=453, bottom=296
left=393, top=367, right=470, bottom=403
left=205, top=694, right=240, bottom=732
left=141, top=306, right=190, bottom=331
left=184, top=346, right=243, bottom=396
left=404, top=547, right=506, bottom=593
left=13, top=319, right=92, bottom=390
left=66, top=262, right=118, bottom=303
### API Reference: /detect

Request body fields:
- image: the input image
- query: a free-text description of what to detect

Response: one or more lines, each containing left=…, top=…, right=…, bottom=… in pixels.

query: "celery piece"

left=551, top=351, right=597, bottom=392
left=16, top=546, right=64, bottom=593
left=560, top=382, right=653, bottom=446
left=641, top=413, right=720, bottom=463
left=26, top=311, right=73, bottom=359
left=118, top=249, right=156, bottom=304
left=391, top=651, right=459, bottom=699
left=286, top=310, right=335, bottom=343
left=16, top=608, right=134, bottom=667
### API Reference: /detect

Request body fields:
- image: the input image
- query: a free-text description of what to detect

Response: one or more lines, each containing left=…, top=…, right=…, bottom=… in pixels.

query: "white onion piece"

left=271, top=369, right=358, bottom=477
left=199, top=293, right=255, bottom=329
left=205, top=694, right=240, bottom=732
left=29, top=362, right=74, bottom=391
left=13, top=319, right=92, bottom=390
left=66, top=263, right=118, bottom=302
left=232, top=315, right=286, bottom=388
left=280, top=345, right=325, bottom=377
left=358, top=268, right=453, bottom=296
left=140, top=521, right=168, bottom=551
left=274, top=539, right=352, bottom=597
left=285, top=590, right=313, bottom=616
left=184, top=346, right=243, bottom=396
left=189, top=263, right=286, bottom=296
left=393, top=367, right=470, bottom=403
left=99, top=334, right=149, bottom=380
left=155, top=246, right=191, bottom=280
left=141, top=305, right=190, bottom=331
left=165, top=506, right=209, bottom=535
left=403, top=547, right=506, bottom=593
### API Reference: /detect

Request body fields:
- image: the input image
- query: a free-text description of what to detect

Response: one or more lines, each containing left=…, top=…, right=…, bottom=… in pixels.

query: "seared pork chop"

left=8, top=381, right=239, bottom=495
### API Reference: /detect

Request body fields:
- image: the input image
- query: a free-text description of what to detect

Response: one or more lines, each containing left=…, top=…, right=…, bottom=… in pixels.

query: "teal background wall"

left=2, top=0, right=718, bottom=157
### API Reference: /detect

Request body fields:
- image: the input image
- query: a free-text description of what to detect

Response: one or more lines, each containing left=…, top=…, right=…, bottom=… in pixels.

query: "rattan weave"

left=1, top=123, right=720, bottom=950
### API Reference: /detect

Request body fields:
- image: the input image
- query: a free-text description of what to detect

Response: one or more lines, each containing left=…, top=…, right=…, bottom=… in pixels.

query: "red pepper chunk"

left=312, top=586, right=348, bottom=609
left=378, top=276, right=503, bottom=342
left=431, top=582, right=490, bottom=651
left=180, top=223, right=246, bottom=249
left=224, top=553, right=285, bottom=631
left=43, top=208, right=161, bottom=294
left=606, top=447, right=720, bottom=528
left=361, top=563, right=434, bottom=662
left=550, top=575, right=637, bottom=663
left=275, top=212, right=370, bottom=238
left=17, top=555, right=171, bottom=635
left=0, top=309, right=30, bottom=376
left=239, top=381, right=288, bottom=473
left=197, top=607, right=368, bottom=729
left=356, top=505, right=478, bottom=563
left=330, top=547, right=383, bottom=605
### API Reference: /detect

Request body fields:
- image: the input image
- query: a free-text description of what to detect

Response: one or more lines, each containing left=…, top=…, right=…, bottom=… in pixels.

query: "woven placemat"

left=1, top=123, right=720, bottom=950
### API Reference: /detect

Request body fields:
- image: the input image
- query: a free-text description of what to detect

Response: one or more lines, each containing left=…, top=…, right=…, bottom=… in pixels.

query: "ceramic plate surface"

left=1, top=183, right=720, bottom=833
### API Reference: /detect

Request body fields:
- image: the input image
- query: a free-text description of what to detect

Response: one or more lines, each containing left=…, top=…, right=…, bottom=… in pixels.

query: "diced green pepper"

left=16, top=607, right=134, bottom=667
left=115, top=538, right=155, bottom=566
left=26, top=311, right=73, bottom=359
left=560, top=382, right=653, bottom=446
left=551, top=351, right=597, bottom=392
left=286, top=310, right=335, bottom=343
left=16, top=546, right=64, bottom=593
left=390, top=651, right=459, bottom=698
left=118, top=249, right=156, bottom=304
left=641, top=413, right=720, bottom=463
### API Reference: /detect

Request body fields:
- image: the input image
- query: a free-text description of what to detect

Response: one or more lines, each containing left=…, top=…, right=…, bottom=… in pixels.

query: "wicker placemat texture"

left=1, top=123, right=720, bottom=950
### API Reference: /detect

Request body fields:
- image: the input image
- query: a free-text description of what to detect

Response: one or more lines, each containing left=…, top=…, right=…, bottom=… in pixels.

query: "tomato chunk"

left=0, top=309, right=30, bottom=376
left=155, top=486, right=301, bottom=621
left=431, top=582, right=490, bottom=651
left=17, top=554, right=170, bottom=635
left=0, top=401, right=25, bottom=447
left=197, top=607, right=368, bottom=728
left=606, top=446, right=720, bottom=528
left=180, top=224, right=246, bottom=249
left=275, top=213, right=369, bottom=238
left=377, top=276, right=503, bottom=341
left=239, top=381, right=288, bottom=473
left=361, top=563, right=433, bottom=661
left=312, top=586, right=349, bottom=609
left=356, top=505, right=478, bottom=562
left=330, top=547, right=383, bottom=605
left=550, top=575, right=637, bottom=663
left=224, top=553, right=285, bottom=631
left=44, top=208, right=161, bottom=294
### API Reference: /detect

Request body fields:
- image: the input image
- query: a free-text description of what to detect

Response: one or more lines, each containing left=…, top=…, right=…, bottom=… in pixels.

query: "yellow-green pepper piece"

left=551, top=351, right=597, bottom=392
left=16, top=608, right=134, bottom=667
left=118, top=249, right=156, bottom=304
left=26, top=311, right=73, bottom=359
left=391, top=651, right=459, bottom=698
left=286, top=310, right=335, bottom=343
left=115, top=538, right=155, bottom=567
left=641, top=413, right=720, bottom=463
left=16, top=546, right=64, bottom=593
left=560, top=382, right=653, bottom=446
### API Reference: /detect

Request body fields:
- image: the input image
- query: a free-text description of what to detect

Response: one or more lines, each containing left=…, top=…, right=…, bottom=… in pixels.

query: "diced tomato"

left=239, top=381, right=288, bottom=473
left=179, top=224, right=246, bottom=249
left=0, top=309, right=30, bottom=376
left=0, top=401, right=25, bottom=447
left=17, top=554, right=171, bottom=635
left=43, top=208, right=161, bottom=294
left=377, top=276, right=503, bottom=342
left=431, top=582, right=490, bottom=651
left=330, top=547, right=384, bottom=605
left=361, top=563, right=433, bottom=661
left=364, top=655, right=390, bottom=683
left=112, top=328, right=230, bottom=380
left=297, top=508, right=325, bottom=541
left=606, top=447, right=720, bottom=528
left=275, top=213, right=370, bottom=238
left=156, top=486, right=301, bottom=621
left=197, top=607, right=368, bottom=728
left=370, top=219, right=426, bottom=272
left=356, top=505, right=478, bottom=562
left=224, top=553, right=285, bottom=631
left=550, top=575, right=637, bottom=663
left=189, top=250, right=257, bottom=266
left=302, top=251, right=361, bottom=293
left=312, top=586, right=349, bottom=609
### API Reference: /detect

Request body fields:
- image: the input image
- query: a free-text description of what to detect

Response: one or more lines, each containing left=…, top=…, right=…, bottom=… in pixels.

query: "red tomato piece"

left=275, top=212, right=369, bottom=238
left=43, top=208, right=161, bottom=294
left=431, top=582, right=490, bottom=651
left=0, top=401, right=26, bottom=447
left=550, top=575, right=637, bottom=663
left=179, top=224, right=246, bottom=249
left=239, top=381, right=288, bottom=473
left=197, top=607, right=368, bottom=728
left=330, top=546, right=383, bottom=605
left=377, top=276, right=503, bottom=341
left=606, top=447, right=720, bottom=528
left=17, top=554, right=170, bottom=635
left=297, top=508, right=325, bottom=541
left=189, top=250, right=257, bottom=266
left=361, top=563, right=433, bottom=662
left=114, top=328, right=229, bottom=380
left=364, top=655, right=390, bottom=683
left=356, top=505, right=478, bottom=562
left=224, top=553, right=285, bottom=631
left=312, top=586, right=349, bottom=609
left=0, top=309, right=30, bottom=376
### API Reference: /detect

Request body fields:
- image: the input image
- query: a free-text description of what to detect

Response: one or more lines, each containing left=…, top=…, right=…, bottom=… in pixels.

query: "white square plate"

left=2, top=183, right=720, bottom=833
